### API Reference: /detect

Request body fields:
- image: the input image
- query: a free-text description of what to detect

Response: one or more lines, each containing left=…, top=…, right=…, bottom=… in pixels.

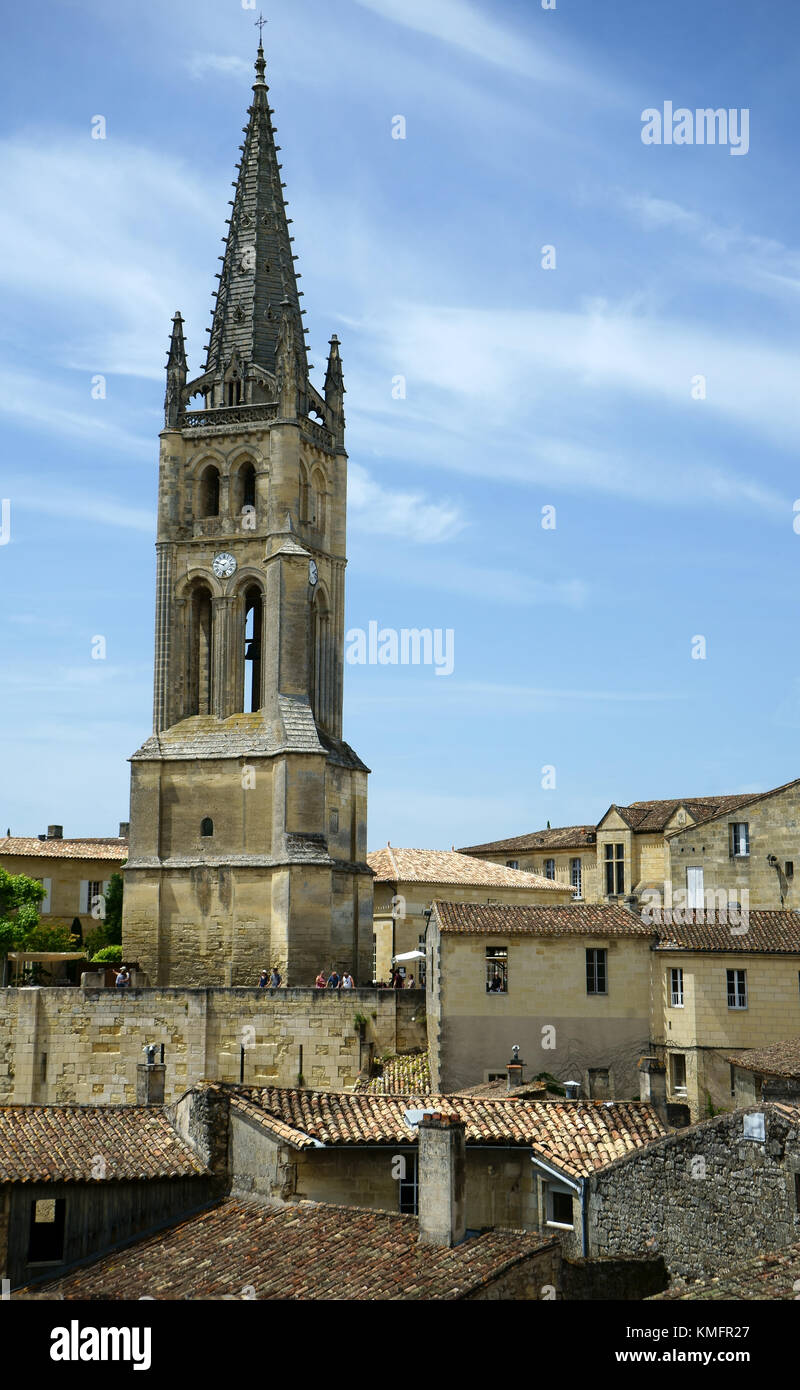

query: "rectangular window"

left=669, top=967, right=684, bottom=1007
left=37, top=878, right=52, bottom=914
left=686, top=867, right=704, bottom=909
left=727, top=969, right=747, bottom=1010
left=398, top=1153, right=418, bottom=1215
left=28, top=1197, right=66, bottom=1264
left=670, top=1054, right=687, bottom=1095
left=506, top=860, right=519, bottom=870
left=329, top=809, right=339, bottom=834
left=604, top=843, right=624, bottom=895
left=586, top=948, right=607, bottom=995
left=83, top=880, right=102, bottom=914
left=570, top=858, right=582, bottom=896
left=417, top=934, right=426, bottom=987
left=544, top=858, right=555, bottom=880
left=547, top=1186, right=574, bottom=1229
left=486, top=946, right=508, bottom=994
left=730, top=1063, right=736, bottom=1098
left=730, top=822, right=750, bottom=857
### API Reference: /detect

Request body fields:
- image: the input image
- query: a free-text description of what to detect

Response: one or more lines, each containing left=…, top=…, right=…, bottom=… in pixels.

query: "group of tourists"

left=257, top=968, right=282, bottom=989
left=315, top=968, right=355, bottom=989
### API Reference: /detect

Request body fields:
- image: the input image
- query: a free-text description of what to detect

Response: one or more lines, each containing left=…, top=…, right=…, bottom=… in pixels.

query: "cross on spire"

left=255, top=12, right=267, bottom=44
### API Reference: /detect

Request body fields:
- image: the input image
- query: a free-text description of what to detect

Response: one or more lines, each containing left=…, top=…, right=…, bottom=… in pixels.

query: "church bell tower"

left=122, top=40, right=372, bottom=986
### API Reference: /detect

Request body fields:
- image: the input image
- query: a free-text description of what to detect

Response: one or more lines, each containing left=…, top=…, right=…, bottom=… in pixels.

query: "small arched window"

left=299, top=462, right=310, bottom=523
left=199, top=466, right=220, bottom=518
left=242, top=462, right=256, bottom=510
left=200, top=817, right=214, bottom=838
left=311, top=468, right=326, bottom=530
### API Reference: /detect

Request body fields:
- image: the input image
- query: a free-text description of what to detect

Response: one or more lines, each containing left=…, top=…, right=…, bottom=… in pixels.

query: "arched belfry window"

left=188, top=585, right=213, bottom=716
left=310, top=590, right=331, bottom=731
left=243, top=585, right=264, bottom=713
left=311, top=468, right=326, bottom=530
left=200, top=817, right=214, bottom=837
left=241, top=462, right=256, bottom=511
left=199, top=465, right=220, bottom=518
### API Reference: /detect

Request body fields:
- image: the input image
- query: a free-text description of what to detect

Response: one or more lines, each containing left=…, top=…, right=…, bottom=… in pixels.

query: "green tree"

left=0, top=867, right=45, bottom=987
left=103, top=871, right=124, bottom=946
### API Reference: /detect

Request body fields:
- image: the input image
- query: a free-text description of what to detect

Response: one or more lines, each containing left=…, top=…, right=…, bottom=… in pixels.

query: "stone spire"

left=164, top=311, right=187, bottom=427
left=324, top=333, right=346, bottom=448
left=204, top=39, right=308, bottom=399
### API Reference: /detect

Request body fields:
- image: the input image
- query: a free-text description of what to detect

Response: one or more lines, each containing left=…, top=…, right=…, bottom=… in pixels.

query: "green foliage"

left=532, top=1071, right=567, bottom=1095
left=24, top=923, right=81, bottom=953
left=90, top=944, right=123, bottom=964
left=103, top=872, right=124, bottom=946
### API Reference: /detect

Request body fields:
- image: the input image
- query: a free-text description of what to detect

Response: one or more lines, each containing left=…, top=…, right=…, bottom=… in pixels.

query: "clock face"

left=308, top=560, right=318, bottom=587
left=212, top=552, right=237, bottom=579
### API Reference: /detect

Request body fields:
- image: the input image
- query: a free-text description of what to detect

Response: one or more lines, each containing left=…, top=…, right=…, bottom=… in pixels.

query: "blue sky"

left=2, top=0, right=800, bottom=849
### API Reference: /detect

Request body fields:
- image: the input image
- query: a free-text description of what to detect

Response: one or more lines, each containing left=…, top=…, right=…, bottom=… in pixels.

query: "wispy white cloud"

left=348, top=462, right=465, bottom=543
left=0, top=371, right=152, bottom=454
left=10, top=486, right=155, bottom=535
left=351, top=0, right=599, bottom=92
left=185, top=52, right=252, bottom=81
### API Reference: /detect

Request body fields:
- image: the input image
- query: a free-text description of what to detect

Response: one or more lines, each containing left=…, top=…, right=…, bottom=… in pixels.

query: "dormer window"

left=201, top=818, right=214, bottom=838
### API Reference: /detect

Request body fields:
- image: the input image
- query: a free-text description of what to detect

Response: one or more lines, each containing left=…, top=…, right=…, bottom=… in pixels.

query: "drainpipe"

left=581, top=1176, right=589, bottom=1258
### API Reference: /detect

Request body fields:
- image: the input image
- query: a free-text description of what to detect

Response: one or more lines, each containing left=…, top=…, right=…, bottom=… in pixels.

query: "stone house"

left=0, top=825, right=128, bottom=950
left=425, top=900, right=654, bottom=1096
left=726, top=1036, right=800, bottom=1108
left=649, top=909, right=800, bottom=1121
left=459, top=826, right=598, bottom=900
left=665, top=776, right=800, bottom=915
left=172, top=1081, right=664, bottom=1240
left=0, top=1096, right=212, bottom=1289
left=460, top=777, right=800, bottom=913
left=586, top=1103, right=800, bottom=1281
left=368, top=846, right=574, bottom=985
left=21, top=1112, right=563, bottom=1301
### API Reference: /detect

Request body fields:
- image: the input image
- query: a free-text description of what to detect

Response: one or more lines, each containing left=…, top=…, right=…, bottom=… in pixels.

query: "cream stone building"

left=649, top=909, right=800, bottom=1122
left=122, top=41, right=372, bottom=986
left=461, top=778, right=800, bottom=913
left=425, top=901, right=654, bottom=1096
left=368, top=846, right=574, bottom=985
left=0, top=825, right=127, bottom=938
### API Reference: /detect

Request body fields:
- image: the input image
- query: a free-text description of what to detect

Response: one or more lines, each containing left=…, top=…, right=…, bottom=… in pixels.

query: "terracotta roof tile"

left=354, top=1051, right=432, bottom=1095
left=0, top=1106, right=208, bottom=1183
left=725, top=1036, right=800, bottom=1079
left=368, top=847, right=568, bottom=891
left=22, top=1198, right=558, bottom=1301
left=222, top=1085, right=665, bottom=1178
left=433, top=900, right=651, bottom=936
left=0, top=837, right=128, bottom=861
left=654, top=910, right=800, bottom=953
left=652, top=1241, right=800, bottom=1301
left=459, top=826, right=597, bottom=855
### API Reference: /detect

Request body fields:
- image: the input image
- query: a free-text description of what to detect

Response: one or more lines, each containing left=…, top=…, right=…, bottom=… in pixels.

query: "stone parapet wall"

left=0, top=987, right=426, bottom=1105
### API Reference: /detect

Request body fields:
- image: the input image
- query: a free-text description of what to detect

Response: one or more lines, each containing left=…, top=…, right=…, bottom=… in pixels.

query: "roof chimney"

left=507, top=1043, right=525, bottom=1093
left=417, top=1112, right=466, bottom=1248
left=638, top=1056, right=667, bottom=1123
left=46, top=825, right=63, bottom=840
left=119, top=821, right=130, bottom=839
left=137, top=1045, right=166, bottom=1106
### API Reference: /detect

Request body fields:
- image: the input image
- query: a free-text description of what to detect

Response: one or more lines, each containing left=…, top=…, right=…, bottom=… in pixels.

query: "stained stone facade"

left=122, top=42, right=372, bottom=985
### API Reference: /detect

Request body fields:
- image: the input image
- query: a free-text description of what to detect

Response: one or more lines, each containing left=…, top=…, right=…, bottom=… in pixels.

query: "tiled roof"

left=433, top=900, right=651, bottom=936
left=0, top=837, right=127, bottom=861
left=726, top=1036, right=800, bottom=1080
left=459, top=826, right=597, bottom=855
left=607, top=795, right=756, bottom=834
left=223, top=1085, right=665, bottom=1178
left=23, top=1198, right=558, bottom=1301
left=651, top=1242, right=800, bottom=1301
left=653, top=910, right=800, bottom=954
left=0, top=1106, right=208, bottom=1183
left=454, top=1079, right=551, bottom=1100
left=664, top=775, right=800, bottom=839
left=354, top=1051, right=431, bottom=1095
left=368, top=846, right=568, bottom=891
